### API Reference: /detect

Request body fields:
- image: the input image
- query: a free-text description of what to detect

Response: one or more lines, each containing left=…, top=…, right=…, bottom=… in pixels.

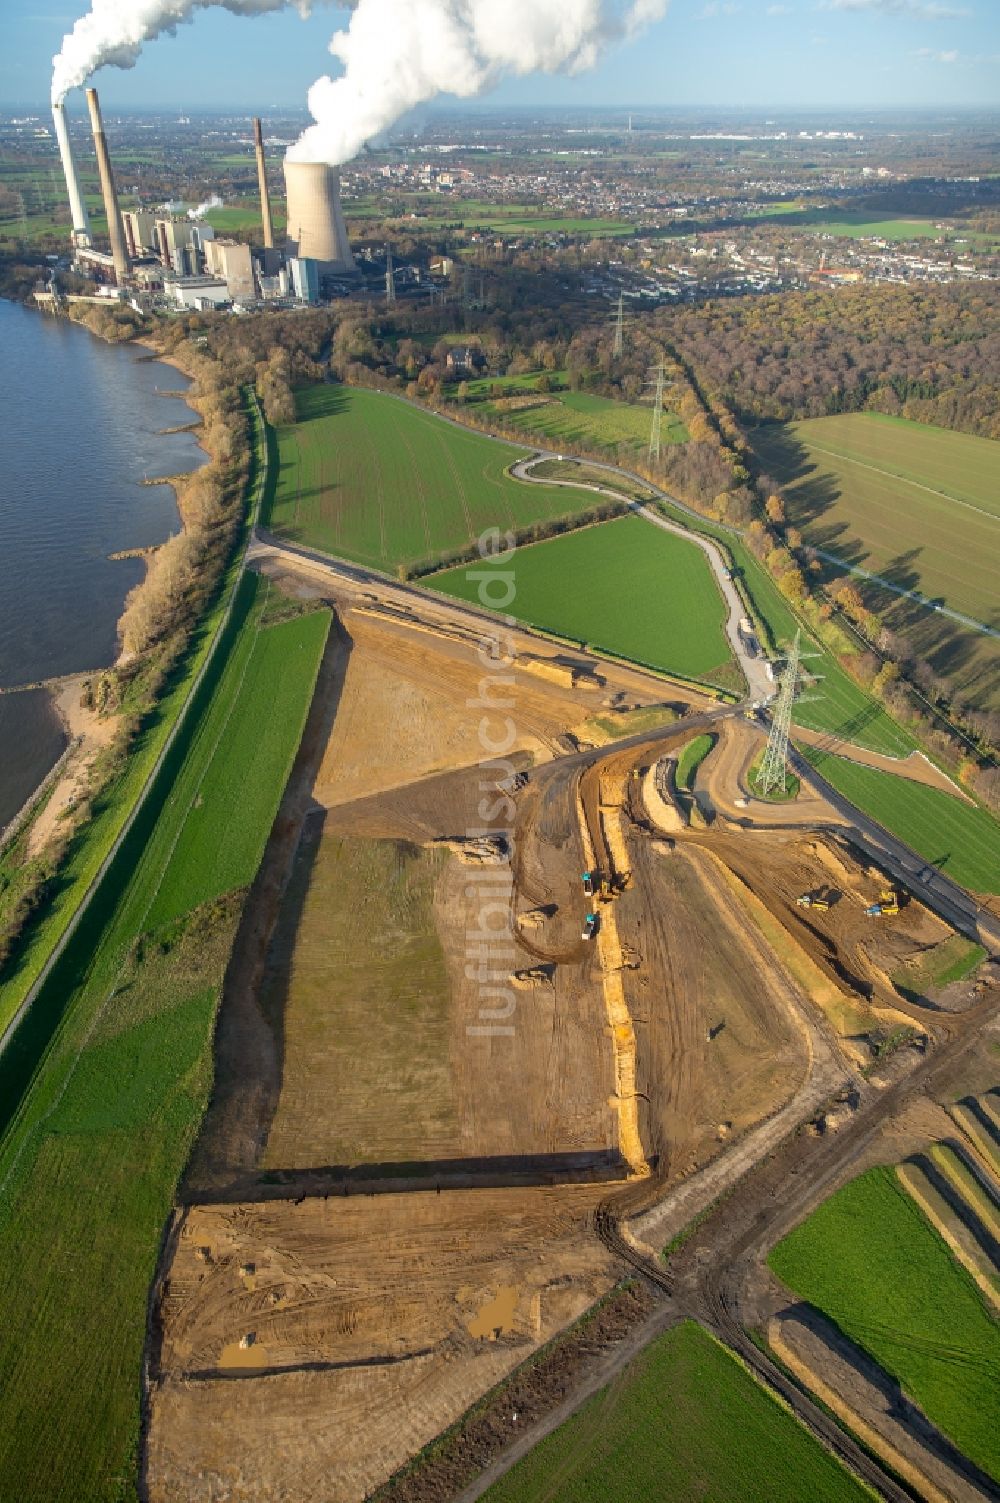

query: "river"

left=0, top=299, right=205, bottom=828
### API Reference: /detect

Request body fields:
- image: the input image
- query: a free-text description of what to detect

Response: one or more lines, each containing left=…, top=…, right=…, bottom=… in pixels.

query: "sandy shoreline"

left=22, top=674, right=121, bottom=856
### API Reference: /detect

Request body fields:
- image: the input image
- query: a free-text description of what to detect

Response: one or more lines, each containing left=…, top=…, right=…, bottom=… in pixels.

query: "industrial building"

left=204, top=238, right=255, bottom=300
left=51, top=93, right=356, bottom=310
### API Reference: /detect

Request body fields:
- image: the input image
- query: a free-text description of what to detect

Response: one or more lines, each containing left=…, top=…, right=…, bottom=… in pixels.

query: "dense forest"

left=664, top=285, right=1000, bottom=440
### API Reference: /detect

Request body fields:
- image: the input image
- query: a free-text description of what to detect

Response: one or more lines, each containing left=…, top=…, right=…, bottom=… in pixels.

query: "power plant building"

left=288, top=256, right=320, bottom=303
left=153, top=217, right=214, bottom=276
left=166, top=275, right=230, bottom=311
left=283, top=161, right=355, bottom=276
left=204, top=238, right=256, bottom=300
left=122, top=209, right=157, bottom=259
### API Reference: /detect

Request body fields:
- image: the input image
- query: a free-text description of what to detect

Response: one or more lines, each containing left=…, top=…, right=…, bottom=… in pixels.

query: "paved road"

left=792, top=744, right=1000, bottom=952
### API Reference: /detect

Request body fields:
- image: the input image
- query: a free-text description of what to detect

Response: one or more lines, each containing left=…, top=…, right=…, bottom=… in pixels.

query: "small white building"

left=165, top=274, right=230, bottom=310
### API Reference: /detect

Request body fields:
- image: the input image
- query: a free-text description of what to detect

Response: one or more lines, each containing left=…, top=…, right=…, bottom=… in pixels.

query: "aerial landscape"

left=0, top=0, right=998, bottom=1499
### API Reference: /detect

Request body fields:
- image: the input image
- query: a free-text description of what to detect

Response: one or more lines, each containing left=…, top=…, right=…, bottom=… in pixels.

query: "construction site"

left=138, top=540, right=998, bottom=1503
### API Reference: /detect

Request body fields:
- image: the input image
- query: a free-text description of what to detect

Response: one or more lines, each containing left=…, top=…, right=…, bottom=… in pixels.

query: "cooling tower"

left=283, top=161, right=355, bottom=275
left=85, top=87, right=129, bottom=285
left=253, top=117, right=274, bottom=250
left=52, top=100, right=91, bottom=245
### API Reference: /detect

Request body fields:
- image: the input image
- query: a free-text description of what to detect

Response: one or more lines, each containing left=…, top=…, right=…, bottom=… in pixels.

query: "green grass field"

left=675, top=733, right=716, bottom=791
left=479, top=389, right=687, bottom=455
left=383, top=198, right=634, bottom=236
left=752, top=413, right=1000, bottom=709
left=892, top=934, right=987, bottom=998
left=770, top=1167, right=1000, bottom=1483
left=803, top=748, right=1000, bottom=894
left=266, top=385, right=609, bottom=571
left=432, top=514, right=736, bottom=688
left=481, top=1320, right=871, bottom=1503
left=0, top=574, right=329, bottom=1503
left=749, top=207, right=951, bottom=241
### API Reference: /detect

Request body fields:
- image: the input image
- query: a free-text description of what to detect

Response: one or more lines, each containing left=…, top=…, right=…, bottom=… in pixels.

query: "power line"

left=648, top=361, right=665, bottom=463
left=613, top=292, right=624, bottom=359
left=385, top=243, right=396, bottom=305
left=755, top=630, right=821, bottom=798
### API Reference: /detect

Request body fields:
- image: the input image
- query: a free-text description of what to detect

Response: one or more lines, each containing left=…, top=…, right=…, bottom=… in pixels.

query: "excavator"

left=865, top=888, right=900, bottom=918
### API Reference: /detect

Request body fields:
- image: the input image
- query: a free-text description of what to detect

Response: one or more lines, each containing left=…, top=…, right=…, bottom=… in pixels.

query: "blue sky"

left=3, top=0, right=999, bottom=113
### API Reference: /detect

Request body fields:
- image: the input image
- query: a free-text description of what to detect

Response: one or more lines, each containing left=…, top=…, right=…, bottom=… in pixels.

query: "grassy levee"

left=801, top=749, right=1000, bottom=894
left=480, top=1320, right=871, bottom=1503
left=770, top=1166, right=1000, bottom=1484
left=0, top=573, right=330, bottom=1502
left=0, top=392, right=268, bottom=1045
left=430, top=514, right=738, bottom=692
left=265, top=384, right=609, bottom=572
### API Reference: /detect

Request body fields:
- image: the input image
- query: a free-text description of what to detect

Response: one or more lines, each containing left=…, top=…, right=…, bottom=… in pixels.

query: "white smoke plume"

left=52, top=0, right=317, bottom=105
left=289, top=0, right=668, bottom=165
left=188, top=192, right=223, bottom=217
left=53, top=0, right=667, bottom=162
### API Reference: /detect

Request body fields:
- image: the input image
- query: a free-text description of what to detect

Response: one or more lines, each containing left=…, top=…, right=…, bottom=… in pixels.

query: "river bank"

left=0, top=300, right=204, bottom=832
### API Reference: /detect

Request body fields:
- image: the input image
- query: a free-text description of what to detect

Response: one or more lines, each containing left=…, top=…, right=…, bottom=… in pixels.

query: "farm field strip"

left=929, top=1143, right=1000, bottom=1243
left=0, top=574, right=330, bottom=1503
left=802, top=748, right=1000, bottom=894
left=769, top=1166, right=1000, bottom=1484
left=479, top=1320, right=872, bottom=1503
left=786, top=415, right=1000, bottom=509
left=752, top=415, right=1000, bottom=632
left=895, top=1157, right=999, bottom=1313
left=800, top=439, right=1000, bottom=522
left=949, top=1100, right=1000, bottom=1179
left=267, top=385, right=609, bottom=572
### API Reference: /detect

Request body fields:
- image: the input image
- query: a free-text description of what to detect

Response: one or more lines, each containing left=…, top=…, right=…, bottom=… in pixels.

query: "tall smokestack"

left=52, top=100, right=91, bottom=246
left=283, top=161, right=354, bottom=275
left=85, top=87, right=129, bottom=285
left=253, top=117, right=274, bottom=250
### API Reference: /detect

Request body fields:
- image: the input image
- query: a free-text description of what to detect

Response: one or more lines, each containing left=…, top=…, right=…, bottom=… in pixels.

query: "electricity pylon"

left=613, top=292, right=625, bottom=358
left=755, top=630, right=820, bottom=797
left=385, top=244, right=396, bottom=305
left=648, top=361, right=665, bottom=463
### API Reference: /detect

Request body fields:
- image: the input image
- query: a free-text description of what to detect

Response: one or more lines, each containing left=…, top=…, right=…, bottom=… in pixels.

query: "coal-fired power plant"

left=283, top=161, right=355, bottom=276
left=253, top=117, right=274, bottom=251
left=52, top=101, right=91, bottom=246
left=85, top=87, right=130, bottom=285
left=49, top=95, right=357, bottom=306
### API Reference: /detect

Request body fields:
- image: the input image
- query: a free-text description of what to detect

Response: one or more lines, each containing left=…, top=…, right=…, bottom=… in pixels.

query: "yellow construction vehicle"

left=796, top=892, right=830, bottom=911
left=865, top=889, right=900, bottom=918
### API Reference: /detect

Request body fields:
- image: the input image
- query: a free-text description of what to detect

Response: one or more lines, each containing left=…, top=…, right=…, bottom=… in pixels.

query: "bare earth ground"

left=147, top=1186, right=617, bottom=1503
left=25, top=674, right=120, bottom=857
left=144, top=563, right=994, bottom=1503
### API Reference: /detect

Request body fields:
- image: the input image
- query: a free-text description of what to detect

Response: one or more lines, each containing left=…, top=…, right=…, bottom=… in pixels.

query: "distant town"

left=1, top=106, right=996, bottom=315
